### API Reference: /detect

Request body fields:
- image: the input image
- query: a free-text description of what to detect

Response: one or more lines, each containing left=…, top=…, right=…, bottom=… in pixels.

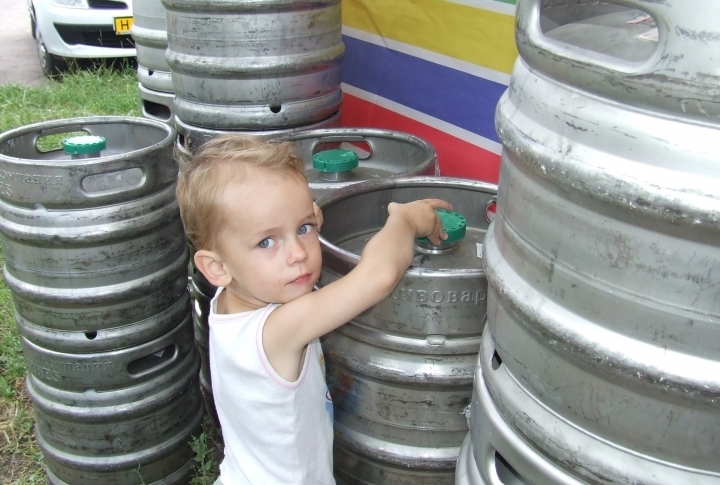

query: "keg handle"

left=38, top=124, right=153, bottom=198
left=34, top=125, right=90, bottom=153
left=127, top=344, right=178, bottom=378
left=518, top=0, right=668, bottom=75
left=316, top=135, right=365, bottom=143
left=37, top=124, right=88, bottom=137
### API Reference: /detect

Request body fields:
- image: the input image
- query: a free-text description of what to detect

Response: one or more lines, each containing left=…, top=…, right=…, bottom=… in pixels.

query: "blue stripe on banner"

left=342, top=35, right=507, bottom=143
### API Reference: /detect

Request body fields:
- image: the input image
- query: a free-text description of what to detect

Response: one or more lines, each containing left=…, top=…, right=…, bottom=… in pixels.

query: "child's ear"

left=194, top=249, right=232, bottom=288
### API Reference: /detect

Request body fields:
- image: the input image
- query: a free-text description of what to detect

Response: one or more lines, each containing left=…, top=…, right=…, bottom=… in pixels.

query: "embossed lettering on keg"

left=22, top=315, right=195, bottom=392
left=459, top=1, right=720, bottom=484
left=164, top=0, right=344, bottom=129
left=317, top=177, right=496, bottom=484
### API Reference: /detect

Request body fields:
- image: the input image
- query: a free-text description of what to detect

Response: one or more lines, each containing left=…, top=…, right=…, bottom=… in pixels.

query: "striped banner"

left=341, top=0, right=517, bottom=182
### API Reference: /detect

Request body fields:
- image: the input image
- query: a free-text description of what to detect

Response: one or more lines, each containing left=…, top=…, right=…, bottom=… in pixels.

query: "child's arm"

left=264, top=199, right=450, bottom=380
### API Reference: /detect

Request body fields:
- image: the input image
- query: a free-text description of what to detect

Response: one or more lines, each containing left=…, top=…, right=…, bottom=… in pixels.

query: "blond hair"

left=176, top=134, right=306, bottom=251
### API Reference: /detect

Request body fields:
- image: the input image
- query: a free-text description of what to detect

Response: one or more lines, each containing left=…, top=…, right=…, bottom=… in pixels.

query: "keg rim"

left=278, top=127, right=435, bottom=157
left=0, top=115, right=176, bottom=167
left=280, top=127, right=439, bottom=188
left=316, top=176, right=497, bottom=276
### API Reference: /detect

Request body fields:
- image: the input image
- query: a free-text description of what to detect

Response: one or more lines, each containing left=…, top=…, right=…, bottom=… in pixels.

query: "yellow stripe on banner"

left=343, top=0, right=518, bottom=75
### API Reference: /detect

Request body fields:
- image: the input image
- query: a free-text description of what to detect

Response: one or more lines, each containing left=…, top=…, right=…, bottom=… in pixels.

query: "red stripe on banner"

left=341, top=94, right=501, bottom=183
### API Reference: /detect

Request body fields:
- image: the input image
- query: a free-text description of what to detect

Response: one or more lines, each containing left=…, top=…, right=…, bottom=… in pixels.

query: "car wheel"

left=30, top=10, right=36, bottom=39
left=35, top=24, right=65, bottom=77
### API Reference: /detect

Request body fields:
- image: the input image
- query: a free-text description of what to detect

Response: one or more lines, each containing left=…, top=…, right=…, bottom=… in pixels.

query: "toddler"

left=176, top=134, right=449, bottom=485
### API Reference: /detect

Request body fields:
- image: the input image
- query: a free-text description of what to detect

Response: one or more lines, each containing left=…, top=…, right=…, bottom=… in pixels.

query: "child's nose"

left=287, top=237, right=309, bottom=263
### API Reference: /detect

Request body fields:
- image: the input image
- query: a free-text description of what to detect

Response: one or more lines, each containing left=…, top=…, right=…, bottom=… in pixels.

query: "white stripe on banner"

left=342, top=26, right=512, bottom=87
left=342, top=83, right=503, bottom=155
left=446, top=0, right=517, bottom=16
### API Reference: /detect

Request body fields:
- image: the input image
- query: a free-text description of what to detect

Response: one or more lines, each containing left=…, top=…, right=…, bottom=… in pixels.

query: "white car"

left=28, top=0, right=136, bottom=76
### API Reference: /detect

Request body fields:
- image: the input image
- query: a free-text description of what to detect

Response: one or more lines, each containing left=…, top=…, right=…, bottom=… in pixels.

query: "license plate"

left=114, top=17, right=133, bottom=35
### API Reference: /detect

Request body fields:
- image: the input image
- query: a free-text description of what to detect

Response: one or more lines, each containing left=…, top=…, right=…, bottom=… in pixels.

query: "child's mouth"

left=290, top=273, right=312, bottom=284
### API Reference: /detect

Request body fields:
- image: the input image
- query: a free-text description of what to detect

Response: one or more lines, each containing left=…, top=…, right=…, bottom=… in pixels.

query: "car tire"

left=34, top=14, right=67, bottom=77
left=30, top=10, right=36, bottom=39
left=35, top=23, right=65, bottom=77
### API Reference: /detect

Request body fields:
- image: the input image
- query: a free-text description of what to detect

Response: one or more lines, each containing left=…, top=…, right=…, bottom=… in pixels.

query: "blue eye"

left=258, top=238, right=276, bottom=249
left=298, top=223, right=313, bottom=235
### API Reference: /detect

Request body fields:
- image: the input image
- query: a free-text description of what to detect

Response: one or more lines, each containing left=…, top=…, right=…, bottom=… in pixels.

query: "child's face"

left=216, top=170, right=322, bottom=310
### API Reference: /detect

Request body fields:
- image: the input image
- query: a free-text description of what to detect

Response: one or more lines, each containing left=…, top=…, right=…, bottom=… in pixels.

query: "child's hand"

left=388, top=199, right=452, bottom=246
left=313, top=202, right=324, bottom=231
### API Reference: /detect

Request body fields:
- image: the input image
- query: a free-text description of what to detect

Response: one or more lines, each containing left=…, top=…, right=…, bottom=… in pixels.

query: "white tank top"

left=209, top=288, right=335, bottom=485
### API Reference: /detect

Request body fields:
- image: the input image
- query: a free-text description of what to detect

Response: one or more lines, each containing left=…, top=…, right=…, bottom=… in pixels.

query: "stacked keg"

left=457, top=1, right=720, bottom=484
left=163, top=0, right=345, bottom=155
left=132, top=0, right=176, bottom=124
left=0, top=117, right=203, bottom=484
left=316, top=177, right=496, bottom=484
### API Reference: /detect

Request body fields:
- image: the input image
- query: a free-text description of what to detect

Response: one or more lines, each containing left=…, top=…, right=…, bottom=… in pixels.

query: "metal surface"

left=139, top=83, right=175, bottom=124
left=0, top=116, right=201, bottom=484
left=164, top=0, right=344, bottom=130
left=281, top=128, right=439, bottom=199
left=174, top=110, right=342, bottom=160
left=0, top=117, right=188, bottom=354
left=190, top=273, right=218, bottom=425
left=28, top=341, right=203, bottom=485
left=462, top=1, right=720, bottom=484
left=22, top=315, right=195, bottom=392
left=316, top=177, right=496, bottom=484
left=132, top=0, right=174, bottom=94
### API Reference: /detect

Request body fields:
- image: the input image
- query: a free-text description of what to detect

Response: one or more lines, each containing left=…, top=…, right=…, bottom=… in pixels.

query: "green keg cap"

left=417, top=209, right=467, bottom=245
left=312, top=149, right=359, bottom=172
left=63, top=135, right=106, bottom=155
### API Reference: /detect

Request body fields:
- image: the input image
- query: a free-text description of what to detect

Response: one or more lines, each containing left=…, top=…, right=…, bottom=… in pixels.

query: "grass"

left=0, top=62, right=139, bottom=131
left=0, top=62, right=222, bottom=484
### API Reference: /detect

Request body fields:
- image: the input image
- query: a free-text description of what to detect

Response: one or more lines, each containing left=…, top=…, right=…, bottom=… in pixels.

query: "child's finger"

left=425, top=199, right=451, bottom=245
left=425, top=213, right=447, bottom=246
left=423, top=198, right=452, bottom=211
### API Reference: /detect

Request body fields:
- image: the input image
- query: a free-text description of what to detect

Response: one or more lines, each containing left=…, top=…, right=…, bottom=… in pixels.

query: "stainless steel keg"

left=28, top=338, right=203, bottom=485
left=132, top=0, right=176, bottom=125
left=280, top=128, right=439, bottom=199
left=317, top=177, right=496, bottom=484
left=0, top=117, right=187, bottom=354
left=190, top=271, right=217, bottom=424
left=0, top=117, right=202, bottom=485
left=132, top=0, right=173, bottom=94
left=163, top=0, right=344, bottom=130
left=460, top=1, right=720, bottom=484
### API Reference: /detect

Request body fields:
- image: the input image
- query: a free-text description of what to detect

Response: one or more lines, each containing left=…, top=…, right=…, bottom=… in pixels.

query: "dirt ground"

left=0, top=0, right=49, bottom=87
